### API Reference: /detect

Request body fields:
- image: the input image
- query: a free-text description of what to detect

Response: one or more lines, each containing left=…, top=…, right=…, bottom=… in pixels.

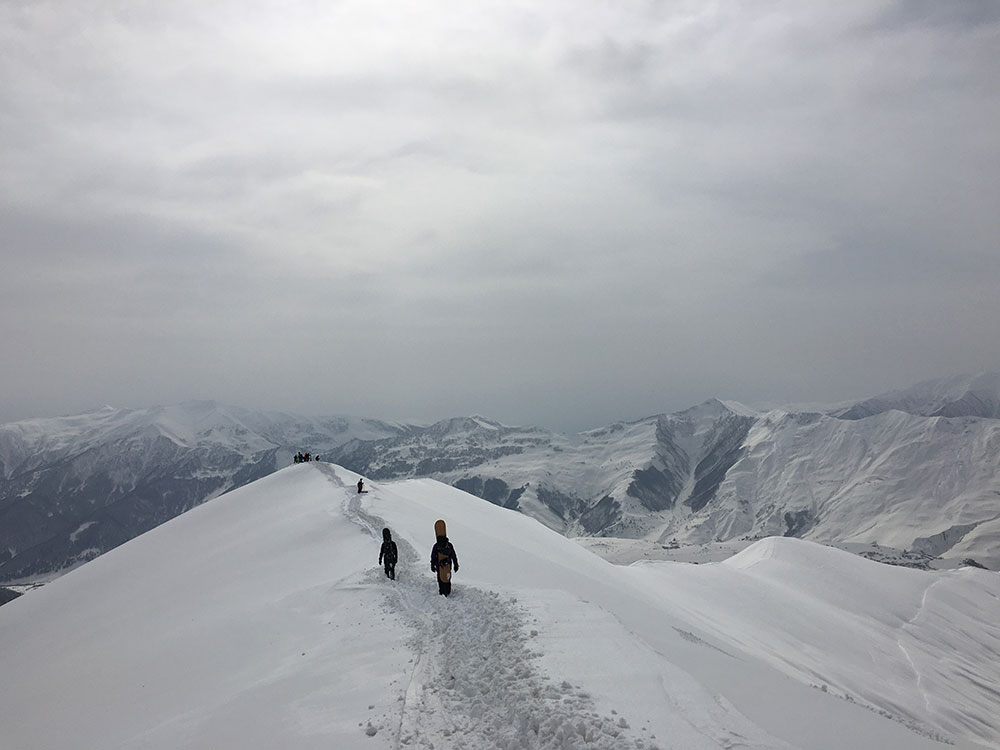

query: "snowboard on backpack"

left=434, top=519, right=452, bottom=583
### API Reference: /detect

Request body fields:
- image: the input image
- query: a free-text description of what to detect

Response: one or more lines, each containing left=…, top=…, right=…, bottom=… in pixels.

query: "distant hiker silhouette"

left=357, top=478, right=366, bottom=494
left=379, top=528, right=398, bottom=580
left=430, top=520, right=459, bottom=596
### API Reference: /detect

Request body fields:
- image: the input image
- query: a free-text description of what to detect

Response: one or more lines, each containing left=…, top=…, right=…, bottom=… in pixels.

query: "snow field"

left=2, top=462, right=997, bottom=750
left=628, top=537, right=1000, bottom=747
left=355, top=471, right=808, bottom=750
left=359, top=468, right=998, bottom=750
left=337, top=465, right=660, bottom=749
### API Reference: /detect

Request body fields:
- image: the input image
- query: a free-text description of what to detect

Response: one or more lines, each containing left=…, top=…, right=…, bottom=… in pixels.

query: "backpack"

left=436, top=547, right=452, bottom=582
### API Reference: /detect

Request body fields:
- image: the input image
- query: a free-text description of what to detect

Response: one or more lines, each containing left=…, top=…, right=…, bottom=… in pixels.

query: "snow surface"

left=1, top=463, right=997, bottom=750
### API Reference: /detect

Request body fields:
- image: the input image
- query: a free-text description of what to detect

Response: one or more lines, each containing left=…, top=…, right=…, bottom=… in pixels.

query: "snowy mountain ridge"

left=2, top=372, right=999, bottom=583
left=335, top=388, right=1000, bottom=568
left=1, top=463, right=997, bottom=749
left=0, top=401, right=414, bottom=581
left=830, top=371, right=1000, bottom=420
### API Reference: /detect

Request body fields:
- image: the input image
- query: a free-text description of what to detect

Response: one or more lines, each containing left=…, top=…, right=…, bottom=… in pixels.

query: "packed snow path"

left=323, top=463, right=664, bottom=750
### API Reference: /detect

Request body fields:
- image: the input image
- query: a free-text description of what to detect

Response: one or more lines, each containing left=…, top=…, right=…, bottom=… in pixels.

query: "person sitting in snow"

left=430, top=534, right=459, bottom=597
left=379, top=528, right=398, bottom=580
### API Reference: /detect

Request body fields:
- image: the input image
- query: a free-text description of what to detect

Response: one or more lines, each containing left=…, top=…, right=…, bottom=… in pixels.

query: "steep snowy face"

left=0, top=402, right=412, bottom=582
left=586, top=401, right=756, bottom=539
left=706, top=409, right=1000, bottom=565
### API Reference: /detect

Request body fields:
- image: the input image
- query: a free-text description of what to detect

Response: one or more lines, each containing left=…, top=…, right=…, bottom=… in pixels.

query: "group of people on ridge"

left=293, top=452, right=315, bottom=463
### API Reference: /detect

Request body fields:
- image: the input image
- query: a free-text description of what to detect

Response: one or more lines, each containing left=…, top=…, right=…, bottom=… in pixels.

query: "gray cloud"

left=863, top=0, right=1000, bottom=33
left=1, top=1, right=998, bottom=431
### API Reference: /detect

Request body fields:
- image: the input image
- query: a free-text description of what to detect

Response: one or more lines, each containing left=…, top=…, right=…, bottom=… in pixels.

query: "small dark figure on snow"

left=379, top=528, right=398, bottom=580
left=357, top=478, right=365, bottom=493
left=430, top=535, right=459, bottom=596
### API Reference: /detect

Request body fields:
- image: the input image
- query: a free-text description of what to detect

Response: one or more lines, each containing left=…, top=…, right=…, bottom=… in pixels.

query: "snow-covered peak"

left=421, top=415, right=528, bottom=440
left=0, top=401, right=411, bottom=459
left=674, top=397, right=738, bottom=420
left=719, top=399, right=760, bottom=417
left=140, top=401, right=258, bottom=447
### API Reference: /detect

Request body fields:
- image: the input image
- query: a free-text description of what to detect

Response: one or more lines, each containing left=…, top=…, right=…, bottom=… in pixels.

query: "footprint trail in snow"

left=333, top=467, right=659, bottom=750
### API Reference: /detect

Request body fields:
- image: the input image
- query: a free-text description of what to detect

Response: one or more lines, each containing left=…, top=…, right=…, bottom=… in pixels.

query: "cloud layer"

left=2, top=1, right=998, bottom=430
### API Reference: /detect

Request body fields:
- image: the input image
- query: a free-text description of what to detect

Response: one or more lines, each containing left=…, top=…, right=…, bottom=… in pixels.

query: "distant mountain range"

left=2, top=373, right=999, bottom=582
left=0, top=403, right=412, bottom=582
left=830, top=372, right=1000, bottom=420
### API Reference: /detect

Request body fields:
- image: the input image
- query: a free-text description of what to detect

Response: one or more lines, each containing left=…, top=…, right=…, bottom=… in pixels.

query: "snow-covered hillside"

left=712, top=408, right=1000, bottom=563
left=332, top=399, right=759, bottom=538
left=0, top=401, right=412, bottom=581
left=1, top=464, right=997, bottom=749
left=4, top=373, right=1000, bottom=583
left=334, top=395, right=1000, bottom=568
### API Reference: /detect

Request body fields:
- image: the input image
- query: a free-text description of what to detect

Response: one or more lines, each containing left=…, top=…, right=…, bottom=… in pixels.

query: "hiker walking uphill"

left=430, top=519, right=459, bottom=596
left=378, top=528, right=397, bottom=580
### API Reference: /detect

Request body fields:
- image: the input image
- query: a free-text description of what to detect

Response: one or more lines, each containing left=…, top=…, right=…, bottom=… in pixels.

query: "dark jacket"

left=379, top=529, right=397, bottom=565
left=430, top=535, right=458, bottom=572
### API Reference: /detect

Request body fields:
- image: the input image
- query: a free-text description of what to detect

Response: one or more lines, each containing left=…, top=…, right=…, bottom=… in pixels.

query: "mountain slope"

left=709, top=408, right=1000, bottom=559
left=4, top=372, right=999, bottom=583
left=331, top=397, right=1000, bottom=568
left=0, top=464, right=996, bottom=749
left=332, top=399, right=757, bottom=539
left=0, top=401, right=412, bottom=582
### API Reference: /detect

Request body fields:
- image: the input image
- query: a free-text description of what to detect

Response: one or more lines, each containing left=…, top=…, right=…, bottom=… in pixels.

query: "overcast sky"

left=1, top=0, right=998, bottom=432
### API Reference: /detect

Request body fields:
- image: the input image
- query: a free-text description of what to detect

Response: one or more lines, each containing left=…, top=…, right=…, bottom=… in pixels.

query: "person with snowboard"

left=379, top=528, right=398, bottom=580
left=430, top=526, right=459, bottom=596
